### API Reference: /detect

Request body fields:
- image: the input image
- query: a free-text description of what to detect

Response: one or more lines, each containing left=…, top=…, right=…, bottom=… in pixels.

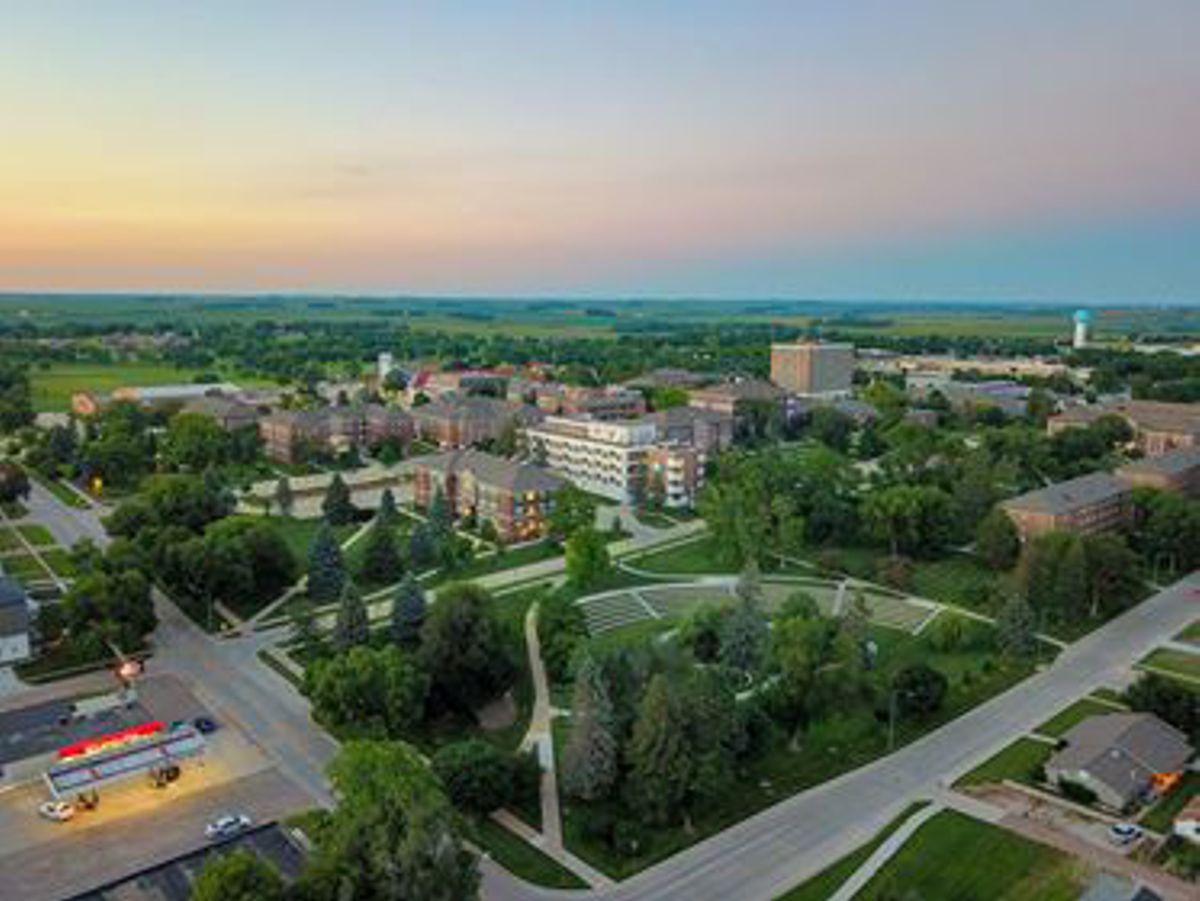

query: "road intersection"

left=12, top=483, right=1200, bottom=901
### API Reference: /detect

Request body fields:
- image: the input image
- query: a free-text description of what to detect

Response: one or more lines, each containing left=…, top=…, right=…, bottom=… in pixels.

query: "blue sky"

left=1, top=1, right=1197, bottom=301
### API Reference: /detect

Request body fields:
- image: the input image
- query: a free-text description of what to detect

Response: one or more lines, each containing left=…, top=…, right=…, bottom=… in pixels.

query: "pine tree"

left=391, top=572, right=427, bottom=644
left=290, top=600, right=323, bottom=657
left=719, top=593, right=768, bottom=674
left=334, top=581, right=370, bottom=651
left=274, top=477, right=294, bottom=518
left=378, top=487, right=398, bottom=526
left=562, top=655, right=619, bottom=801
left=996, top=591, right=1038, bottom=658
left=1053, top=536, right=1089, bottom=622
left=361, top=522, right=403, bottom=585
left=734, top=558, right=763, bottom=605
left=627, top=674, right=692, bottom=825
left=308, top=522, right=346, bottom=604
left=322, top=473, right=357, bottom=526
left=428, top=487, right=452, bottom=540
left=408, top=522, right=436, bottom=570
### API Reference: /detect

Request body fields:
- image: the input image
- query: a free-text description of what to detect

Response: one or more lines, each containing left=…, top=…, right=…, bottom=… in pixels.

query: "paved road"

left=480, top=572, right=1200, bottom=901
left=22, top=487, right=1200, bottom=901
left=19, top=480, right=109, bottom=549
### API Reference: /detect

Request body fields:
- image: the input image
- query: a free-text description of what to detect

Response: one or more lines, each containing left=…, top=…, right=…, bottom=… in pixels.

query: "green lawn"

left=0, top=552, right=52, bottom=583
left=470, top=819, right=587, bottom=890
left=38, top=549, right=78, bottom=578
left=16, top=523, right=55, bottom=546
left=0, top=501, right=27, bottom=518
left=251, top=515, right=357, bottom=566
left=1177, top=621, right=1200, bottom=644
left=955, top=738, right=1053, bottom=788
left=29, top=361, right=273, bottom=412
left=28, top=470, right=90, bottom=509
left=1034, top=698, right=1121, bottom=738
left=1140, top=771, right=1200, bottom=833
left=628, top=535, right=729, bottom=575
left=911, top=556, right=1009, bottom=614
left=558, top=622, right=1035, bottom=879
left=0, top=529, right=21, bottom=553
left=1140, top=648, right=1200, bottom=682
left=775, top=802, right=930, bottom=901
left=855, top=810, right=1088, bottom=901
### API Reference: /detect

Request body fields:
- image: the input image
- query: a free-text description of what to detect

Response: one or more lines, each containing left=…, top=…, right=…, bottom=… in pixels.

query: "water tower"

left=1072, top=309, right=1092, bottom=349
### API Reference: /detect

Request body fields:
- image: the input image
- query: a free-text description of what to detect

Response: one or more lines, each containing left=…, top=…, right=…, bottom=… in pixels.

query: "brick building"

left=770, top=342, right=855, bottom=397
left=1115, top=447, right=1200, bottom=498
left=1000, top=471, right=1132, bottom=541
left=258, top=404, right=413, bottom=464
left=410, top=396, right=541, bottom=449
left=1048, top=400, right=1200, bottom=456
left=410, top=449, right=565, bottom=542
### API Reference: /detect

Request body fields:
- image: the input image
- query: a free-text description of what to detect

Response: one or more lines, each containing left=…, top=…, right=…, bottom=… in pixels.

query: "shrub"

left=1057, top=778, right=1098, bottom=806
left=875, top=555, right=914, bottom=591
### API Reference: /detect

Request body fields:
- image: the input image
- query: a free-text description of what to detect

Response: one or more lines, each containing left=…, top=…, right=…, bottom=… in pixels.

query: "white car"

left=38, top=800, right=75, bottom=823
left=1108, top=823, right=1143, bottom=846
left=205, top=813, right=252, bottom=841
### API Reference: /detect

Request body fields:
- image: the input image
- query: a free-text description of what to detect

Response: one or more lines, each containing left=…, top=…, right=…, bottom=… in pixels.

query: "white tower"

left=378, top=352, right=395, bottom=380
left=1072, top=310, right=1092, bottom=350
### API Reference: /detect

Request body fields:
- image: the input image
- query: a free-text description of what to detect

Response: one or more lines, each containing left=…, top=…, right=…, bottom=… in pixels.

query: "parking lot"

left=0, top=674, right=317, bottom=901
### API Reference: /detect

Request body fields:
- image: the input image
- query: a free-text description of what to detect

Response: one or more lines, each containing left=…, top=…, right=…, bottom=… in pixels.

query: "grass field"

left=1033, top=698, right=1122, bottom=738
left=470, top=819, right=588, bottom=890
left=855, top=810, right=1087, bottom=900
left=27, top=470, right=91, bottom=509
left=627, top=535, right=730, bottom=575
left=775, top=802, right=931, bottom=901
left=955, top=737, right=1053, bottom=788
left=1177, top=621, right=1200, bottom=643
left=29, top=361, right=274, bottom=411
left=559, top=619, right=1034, bottom=879
left=1140, top=648, right=1200, bottom=682
left=16, top=523, right=54, bottom=546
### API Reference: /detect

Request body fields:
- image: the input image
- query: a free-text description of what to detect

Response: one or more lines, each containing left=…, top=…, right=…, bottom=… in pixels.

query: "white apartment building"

left=524, top=414, right=716, bottom=507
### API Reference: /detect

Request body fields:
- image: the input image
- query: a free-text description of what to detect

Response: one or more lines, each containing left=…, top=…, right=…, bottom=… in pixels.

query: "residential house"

left=410, top=449, right=565, bottom=542
left=0, top=573, right=32, bottom=666
left=1000, top=471, right=1132, bottom=541
left=1044, top=713, right=1193, bottom=810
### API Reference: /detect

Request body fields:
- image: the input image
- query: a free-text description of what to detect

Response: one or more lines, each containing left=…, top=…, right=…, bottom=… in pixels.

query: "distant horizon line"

left=0, top=291, right=1197, bottom=310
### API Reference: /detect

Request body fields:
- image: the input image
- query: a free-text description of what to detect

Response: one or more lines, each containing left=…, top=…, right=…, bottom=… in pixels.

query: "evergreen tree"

left=307, top=522, right=346, bottom=604
left=734, top=558, right=763, bottom=605
left=290, top=600, right=323, bottom=658
left=996, top=590, right=1038, bottom=658
left=408, top=522, right=436, bottom=570
left=377, top=487, right=398, bottom=526
left=322, top=473, right=357, bottom=526
left=627, top=674, right=691, bottom=825
left=360, top=521, right=403, bottom=585
left=274, top=476, right=294, bottom=518
left=562, top=655, right=619, bottom=801
left=334, top=581, right=370, bottom=651
left=719, top=593, right=769, bottom=674
left=428, top=487, right=453, bottom=540
left=1052, top=536, right=1088, bottom=622
left=391, top=572, right=427, bottom=644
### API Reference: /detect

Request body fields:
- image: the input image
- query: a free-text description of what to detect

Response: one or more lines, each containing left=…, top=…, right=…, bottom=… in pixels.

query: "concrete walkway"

left=828, top=801, right=943, bottom=901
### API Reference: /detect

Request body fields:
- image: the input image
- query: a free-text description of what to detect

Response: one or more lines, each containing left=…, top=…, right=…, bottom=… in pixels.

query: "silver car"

left=204, top=813, right=252, bottom=840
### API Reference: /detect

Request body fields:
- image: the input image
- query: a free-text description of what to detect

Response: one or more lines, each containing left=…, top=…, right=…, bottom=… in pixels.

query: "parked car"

left=205, top=813, right=252, bottom=841
left=38, top=800, right=75, bottom=823
left=193, top=716, right=218, bottom=734
left=1108, top=823, right=1143, bottom=846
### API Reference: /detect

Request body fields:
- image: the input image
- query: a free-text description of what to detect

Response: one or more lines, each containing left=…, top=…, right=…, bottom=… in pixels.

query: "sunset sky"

left=1, top=1, right=1198, bottom=300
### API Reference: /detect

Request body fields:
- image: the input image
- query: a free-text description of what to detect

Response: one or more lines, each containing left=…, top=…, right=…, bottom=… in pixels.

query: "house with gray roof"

left=1045, top=713, right=1193, bottom=810
left=0, top=572, right=32, bottom=666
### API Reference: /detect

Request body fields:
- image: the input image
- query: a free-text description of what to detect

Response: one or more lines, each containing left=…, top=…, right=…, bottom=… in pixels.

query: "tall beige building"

left=770, top=342, right=855, bottom=397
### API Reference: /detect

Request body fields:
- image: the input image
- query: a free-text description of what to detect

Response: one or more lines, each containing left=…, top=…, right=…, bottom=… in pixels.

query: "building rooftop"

left=0, top=692, right=151, bottom=766
left=0, top=574, right=29, bottom=638
left=411, top=449, right=565, bottom=494
left=1051, top=400, right=1200, bottom=436
left=1048, top=713, right=1193, bottom=803
left=1002, top=471, right=1129, bottom=516
left=411, top=395, right=537, bottom=424
left=689, top=379, right=785, bottom=403
left=123, top=383, right=240, bottom=401
left=1116, top=446, right=1200, bottom=478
